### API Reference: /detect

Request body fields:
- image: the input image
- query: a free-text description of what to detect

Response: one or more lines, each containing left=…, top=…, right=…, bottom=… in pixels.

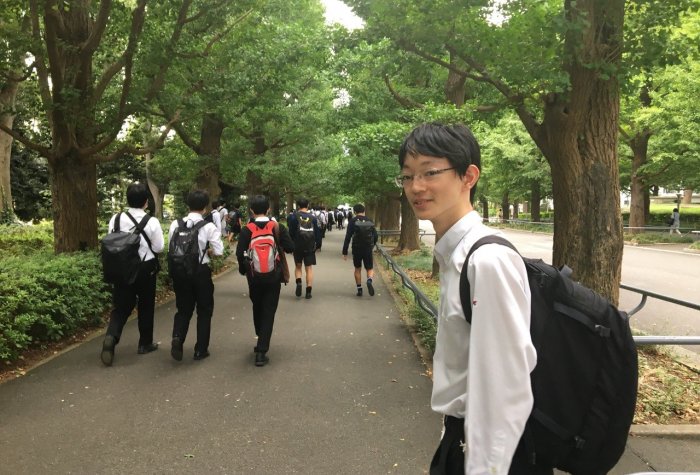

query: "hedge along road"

left=0, top=230, right=439, bottom=474
left=418, top=221, right=700, bottom=356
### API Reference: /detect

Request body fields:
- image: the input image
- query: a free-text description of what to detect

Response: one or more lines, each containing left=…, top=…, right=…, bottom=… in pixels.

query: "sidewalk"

left=0, top=230, right=698, bottom=473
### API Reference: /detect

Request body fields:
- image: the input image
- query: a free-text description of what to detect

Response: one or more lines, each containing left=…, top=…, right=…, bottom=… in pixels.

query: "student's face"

left=400, top=154, right=477, bottom=236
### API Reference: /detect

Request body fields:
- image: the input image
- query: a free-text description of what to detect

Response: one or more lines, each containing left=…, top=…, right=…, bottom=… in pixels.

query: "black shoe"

left=171, top=337, right=183, bottom=361
left=193, top=350, right=210, bottom=361
left=305, top=287, right=312, bottom=299
left=255, top=352, right=269, bottom=367
left=100, top=335, right=116, bottom=366
left=367, top=281, right=375, bottom=296
left=295, top=282, right=302, bottom=297
left=356, top=288, right=363, bottom=297
left=137, top=343, right=158, bottom=354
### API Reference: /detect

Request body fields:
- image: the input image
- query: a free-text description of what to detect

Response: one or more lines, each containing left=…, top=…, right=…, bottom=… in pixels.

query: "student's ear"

left=463, top=165, right=480, bottom=191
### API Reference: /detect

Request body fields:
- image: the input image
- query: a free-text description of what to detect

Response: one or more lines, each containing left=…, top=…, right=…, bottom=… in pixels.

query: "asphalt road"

left=0, top=230, right=439, bottom=474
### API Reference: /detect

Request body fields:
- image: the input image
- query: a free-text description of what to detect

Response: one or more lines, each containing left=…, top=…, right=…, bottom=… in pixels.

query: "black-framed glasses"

left=394, top=167, right=456, bottom=187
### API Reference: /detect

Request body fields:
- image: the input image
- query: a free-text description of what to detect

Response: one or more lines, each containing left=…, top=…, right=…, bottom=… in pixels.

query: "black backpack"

left=295, top=212, right=316, bottom=253
left=101, top=212, right=154, bottom=285
left=168, top=219, right=208, bottom=280
left=459, top=235, right=638, bottom=475
left=352, top=217, right=375, bottom=251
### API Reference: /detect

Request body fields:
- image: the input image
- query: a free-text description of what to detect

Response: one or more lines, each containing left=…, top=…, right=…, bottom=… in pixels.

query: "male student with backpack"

left=168, top=190, right=224, bottom=361
left=342, top=203, right=378, bottom=297
left=100, top=182, right=164, bottom=366
left=227, top=202, right=243, bottom=243
left=236, top=195, right=294, bottom=366
left=399, top=123, right=540, bottom=475
left=398, top=123, right=637, bottom=475
left=287, top=197, right=320, bottom=299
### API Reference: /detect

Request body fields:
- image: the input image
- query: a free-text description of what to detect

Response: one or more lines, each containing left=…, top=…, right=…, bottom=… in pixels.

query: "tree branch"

left=0, top=123, right=53, bottom=159
left=176, top=9, right=253, bottom=59
left=82, top=0, right=112, bottom=56
left=92, top=114, right=180, bottom=164
left=28, top=0, right=53, bottom=130
left=383, top=75, right=425, bottom=109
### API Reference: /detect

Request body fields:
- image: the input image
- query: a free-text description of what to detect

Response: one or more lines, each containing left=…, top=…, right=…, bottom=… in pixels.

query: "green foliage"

left=0, top=222, right=54, bottom=254
left=0, top=251, right=111, bottom=360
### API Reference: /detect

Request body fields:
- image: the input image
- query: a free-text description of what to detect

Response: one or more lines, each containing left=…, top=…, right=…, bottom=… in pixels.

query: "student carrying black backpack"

left=102, top=212, right=155, bottom=285
left=168, top=219, right=209, bottom=280
left=460, top=235, right=638, bottom=475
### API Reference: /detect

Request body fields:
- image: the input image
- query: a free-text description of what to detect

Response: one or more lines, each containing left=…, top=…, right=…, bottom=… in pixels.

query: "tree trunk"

left=0, top=77, right=20, bottom=216
left=501, top=193, right=510, bottom=221
left=286, top=190, right=294, bottom=213
left=145, top=152, right=163, bottom=219
left=513, top=200, right=519, bottom=220
left=683, top=188, right=693, bottom=205
left=480, top=197, right=489, bottom=221
left=50, top=156, right=98, bottom=252
left=270, top=189, right=281, bottom=217
left=397, top=191, right=420, bottom=251
left=195, top=114, right=223, bottom=200
left=531, top=180, right=541, bottom=222
left=627, top=132, right=651, bottom=233
left=444, top=53, right=466, bottom=108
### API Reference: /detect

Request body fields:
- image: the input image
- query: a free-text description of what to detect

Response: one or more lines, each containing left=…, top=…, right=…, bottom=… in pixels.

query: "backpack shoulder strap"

left=459, top=235, right=520, bottom=324
left=113, top=212, right=122, bottom=233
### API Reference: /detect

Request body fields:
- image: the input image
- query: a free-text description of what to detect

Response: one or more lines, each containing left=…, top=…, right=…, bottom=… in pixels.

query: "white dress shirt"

left=168, top=213, right=224, bottom=265
left=108, top=208, right=164, bottom=261
left=219, top=207, right=229, bottom=235
left=432, top=211, right=536, bottom=475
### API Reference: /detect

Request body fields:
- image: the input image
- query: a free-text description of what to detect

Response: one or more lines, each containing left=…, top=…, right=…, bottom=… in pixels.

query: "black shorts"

left=293, top=249, right=316, bottom=266
left=352, top=251, right=373, bottom=270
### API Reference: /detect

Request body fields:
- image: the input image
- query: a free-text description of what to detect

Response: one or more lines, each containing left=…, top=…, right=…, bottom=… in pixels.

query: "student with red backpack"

left=236, top=195, right=294, bottom=367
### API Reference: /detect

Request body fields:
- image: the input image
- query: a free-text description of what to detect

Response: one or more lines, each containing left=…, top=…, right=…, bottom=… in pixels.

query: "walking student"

left=168, top=190, right=224, bottom=362
left=236, top=195, right=294, bottom=366
left=342, top=203, right=378, bottom=297
left=398, top=123, right=542, bottom=474
left=669, top=207, right=681, bottom=235
left=287, top=197, right=320, bottom=299
left=101, top=182, right=164, bottom=366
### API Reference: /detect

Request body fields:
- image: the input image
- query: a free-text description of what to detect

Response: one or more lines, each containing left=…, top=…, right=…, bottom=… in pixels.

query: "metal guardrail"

left=377, top=243, right=700, bottom=346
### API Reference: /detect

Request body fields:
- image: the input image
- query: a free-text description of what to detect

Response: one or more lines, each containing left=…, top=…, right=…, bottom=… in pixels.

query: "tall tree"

left=349, top=0, right=626, bottom=302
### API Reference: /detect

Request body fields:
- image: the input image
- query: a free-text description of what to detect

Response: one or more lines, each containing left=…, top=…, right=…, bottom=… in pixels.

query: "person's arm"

left=287, top=214, right=298, bottom=240
left=464, top=246, right=536, bottom=475
left=147, top=218, right=165, bottom=254
left=278, top=224, right=295, bottom=253
left=236, top=225, right=252, bottom=275
left=342, top=220, right=354, bottom=255
left=207, top=223, right=224, bottom=257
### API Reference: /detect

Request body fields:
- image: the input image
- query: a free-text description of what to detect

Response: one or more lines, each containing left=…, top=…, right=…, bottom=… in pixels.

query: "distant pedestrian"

left=227, top=202, right=243, bottom=243
left=168, top=190, right=224, bottom=362
left=342, top=203, right=378, bottom=297
left=287, top=198, right=321, bottom=299
left=398, top=123, right=541, bottom=474
left=669, top=208, right=681, bottom=235
left=101, top=182, right=164, bottom=366
left=236, top=195, right=294, bottom=366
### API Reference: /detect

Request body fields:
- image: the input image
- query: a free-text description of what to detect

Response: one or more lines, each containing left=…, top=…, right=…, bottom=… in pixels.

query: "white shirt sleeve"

left=464, top=245, right=536, bottom=475
left=206, top=223, right=224, bottom=257
left=146, top=218, right=165, bottom=254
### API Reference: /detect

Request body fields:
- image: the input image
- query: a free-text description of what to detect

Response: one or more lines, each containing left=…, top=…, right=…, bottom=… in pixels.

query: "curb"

left=630, top=424, right=700, bottom=440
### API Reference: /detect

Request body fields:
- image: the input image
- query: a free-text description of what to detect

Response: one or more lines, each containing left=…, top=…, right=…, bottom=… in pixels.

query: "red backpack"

left=246, top=221, right=280, bottom=282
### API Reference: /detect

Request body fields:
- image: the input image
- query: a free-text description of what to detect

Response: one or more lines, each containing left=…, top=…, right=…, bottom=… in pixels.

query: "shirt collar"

left=254, top=216, right=271, bottom=222
left=186, top=212, right=203, bottom=222
left=433, top=211, right=482, bottom=267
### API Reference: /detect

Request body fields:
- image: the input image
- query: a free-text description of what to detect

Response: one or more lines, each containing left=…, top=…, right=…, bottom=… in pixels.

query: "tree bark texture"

left=397, top=191, right=420, bottom=251
left=530, top=180, right=541, bottom=222
left=195, top=114, right=223, bottom=201
left=513, top=0, right=625, bottom=303
left=627, top=132, right=651, bottom=233
left=0, top=80, right=19, bottom=214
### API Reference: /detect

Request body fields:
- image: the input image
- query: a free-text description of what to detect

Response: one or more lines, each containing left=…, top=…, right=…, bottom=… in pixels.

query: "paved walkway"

left=1, top=230, right=698, bottom=474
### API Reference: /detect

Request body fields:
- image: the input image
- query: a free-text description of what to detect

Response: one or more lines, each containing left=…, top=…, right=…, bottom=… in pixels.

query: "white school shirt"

left=108, top=208, right=164, bottom=261
left=168, top=213, right=224, bottom=265
left=211, top=209, right=223, bottom=235
left=432, top=211, right=536, bottom=475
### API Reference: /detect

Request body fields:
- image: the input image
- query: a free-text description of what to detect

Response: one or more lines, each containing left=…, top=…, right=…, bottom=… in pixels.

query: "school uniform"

left=105, top=208, right=164, bottom=350
left=236, top=217, right=294, bottom=361
left=430, top=211, right=549, bottom=475
left=168, top=213, right=223, bottom=358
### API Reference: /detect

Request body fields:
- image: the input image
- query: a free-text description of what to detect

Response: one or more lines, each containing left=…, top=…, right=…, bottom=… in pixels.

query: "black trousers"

left=107, top=259, right=158, bottom=346
left=430, top=416, right=553, bottom=475
left=247, top=278, right=281, bottom=353
left=172, top=265, right=214, bottom=353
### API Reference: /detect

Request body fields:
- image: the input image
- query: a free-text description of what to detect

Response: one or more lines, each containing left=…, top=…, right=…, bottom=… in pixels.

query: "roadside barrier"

left=376, top=243, right=700, bottom=346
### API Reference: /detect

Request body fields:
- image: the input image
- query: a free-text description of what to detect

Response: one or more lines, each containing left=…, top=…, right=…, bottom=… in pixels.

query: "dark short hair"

left=296, top=197, right=309, bottom=209
left=126, top=182, right=149, bottom=208
left=353, top=203, right=365, bottom=213
left=399, top=123, right=481, bottom=201
left=187, top=190, right=209, bottom=211
left=249, top=195, right=270, bottom=215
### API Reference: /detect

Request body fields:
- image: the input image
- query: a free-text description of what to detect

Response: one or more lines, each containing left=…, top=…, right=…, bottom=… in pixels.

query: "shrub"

left=0, top=222, right=54, bottom=255
left=0, top=251, right=111, bottom=360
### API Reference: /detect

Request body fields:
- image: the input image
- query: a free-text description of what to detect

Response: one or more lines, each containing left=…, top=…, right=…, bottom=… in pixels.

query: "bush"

left=0, top=222, right=54, bottom=255
left=0, top=251, right=112, bottom=360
